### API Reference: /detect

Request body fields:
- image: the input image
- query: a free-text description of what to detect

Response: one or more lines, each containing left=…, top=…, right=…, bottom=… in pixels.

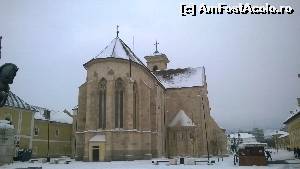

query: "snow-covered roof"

left=229, top=133, right=255, bottom=139
left=283, top=106, right=300, bottom=124
left=0, top=120, right=14, bottom=129
left=168, top=110, right=195, bottom=127
left=279, top=133, right=289, bottom=138
left=89, top=134, right=106, bottom=142
left=33, top=106, right=73, bottom=124
left=96, top=37, right=145, bottom=66
left=270, top=130, right=289, bottom=136
left=154, top=67, right=205, bottom=88
left=238, top=142, right=267, bottom=148
left=4, top=91, right=36, bottom=111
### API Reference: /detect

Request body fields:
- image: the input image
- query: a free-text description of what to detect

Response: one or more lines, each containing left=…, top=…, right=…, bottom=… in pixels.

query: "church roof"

left=283, top=106, right=300, bottom=124
left=229, top=133, right=255, bottom=139
left=4, top=91, right=36, bottom=111
left=95, top=37, right=145, bottom=66
left=168, top=110, right=195, bottom=127
left=154, top=67, right=205, bottom=88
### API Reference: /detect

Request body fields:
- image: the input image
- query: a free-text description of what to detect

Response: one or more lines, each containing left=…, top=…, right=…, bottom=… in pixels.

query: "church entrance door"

left=92, top=146, right=99, bottom=161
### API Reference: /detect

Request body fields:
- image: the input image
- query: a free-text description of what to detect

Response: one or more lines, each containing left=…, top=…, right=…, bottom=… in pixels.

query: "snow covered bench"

left=64, top=160, right=71, bottom=164
left=50, top=158, right=69, bottom=164
left=194, top=160, right=209, bottom=165
left=29, top=159, right=39, bottom=163
left=152, top=160, right=170, bottom=165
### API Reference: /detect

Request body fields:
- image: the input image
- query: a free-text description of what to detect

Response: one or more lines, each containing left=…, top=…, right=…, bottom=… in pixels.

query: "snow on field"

left=1, top=150, right=300, bottom=169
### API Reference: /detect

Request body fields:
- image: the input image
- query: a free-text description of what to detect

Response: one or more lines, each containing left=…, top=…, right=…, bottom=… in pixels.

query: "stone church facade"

left=74, top=34, right=226, bottom=161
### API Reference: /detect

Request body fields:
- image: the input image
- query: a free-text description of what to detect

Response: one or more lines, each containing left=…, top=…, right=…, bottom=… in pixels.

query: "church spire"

left=145, top=40, right=169, bottom=71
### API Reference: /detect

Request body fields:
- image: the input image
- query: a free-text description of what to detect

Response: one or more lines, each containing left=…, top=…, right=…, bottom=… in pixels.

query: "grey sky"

left=0, top=0, right=299, bottom=131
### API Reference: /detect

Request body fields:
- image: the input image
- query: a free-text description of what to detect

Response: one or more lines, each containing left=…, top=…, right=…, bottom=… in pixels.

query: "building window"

left=55, top=128, right=59, bottom=137
left=115, top=78, right=124, bottom=128
left=152, top=65, right=158, bottom=71
left=133, top=82, right=139, bottom=129
left=34, top=127, right=39, bottom=136
left=99, top=78, right=107, bottom=129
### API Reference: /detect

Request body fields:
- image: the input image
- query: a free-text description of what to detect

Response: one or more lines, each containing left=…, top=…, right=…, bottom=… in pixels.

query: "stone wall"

left=0, top=127, right=15, bottom=165
left=165, top=87, right=208, bottom=155
left=207, top=117, right=227, bottom=156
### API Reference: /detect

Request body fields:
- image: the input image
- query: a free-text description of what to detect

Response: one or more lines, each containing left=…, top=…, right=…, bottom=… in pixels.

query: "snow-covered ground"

left=1, top=150, right=299, bottom=169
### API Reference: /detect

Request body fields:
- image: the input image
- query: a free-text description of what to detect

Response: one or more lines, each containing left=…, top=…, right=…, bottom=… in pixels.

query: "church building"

left=74, top=31, right=226, bottom=161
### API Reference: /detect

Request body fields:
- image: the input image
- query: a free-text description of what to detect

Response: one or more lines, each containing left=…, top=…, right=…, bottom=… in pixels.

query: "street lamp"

left=275, top=130, right=278, bottom=153
left=44, top=109, right=51, bottom=162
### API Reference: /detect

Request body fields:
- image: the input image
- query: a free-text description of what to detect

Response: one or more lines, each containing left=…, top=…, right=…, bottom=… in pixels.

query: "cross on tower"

left=154, top=40, right=159, bottom=54
left=116, top=25, right=119, bottom=37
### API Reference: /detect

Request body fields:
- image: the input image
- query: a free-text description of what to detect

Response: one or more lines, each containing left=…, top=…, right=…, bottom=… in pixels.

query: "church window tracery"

left=133, top=82, right=139, bottom=129
left=99, top=78, right=107, bottom=129
left=115, top=78, right=124, bottom=128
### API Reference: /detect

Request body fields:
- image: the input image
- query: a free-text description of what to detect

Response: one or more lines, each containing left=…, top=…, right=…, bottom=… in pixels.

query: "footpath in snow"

left=1, top=149, right=300, bottom=169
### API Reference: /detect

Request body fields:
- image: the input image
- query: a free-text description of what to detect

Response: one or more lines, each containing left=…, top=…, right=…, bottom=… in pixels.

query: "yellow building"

left=32, top=107, right=73, bottom=157
left=0, top=92, right=35, bottom=150
left=278, top=133, right=289, bottom=149
left=284, top=107, right=300, bottom=149
left=0, top=92, right=73, bottom=158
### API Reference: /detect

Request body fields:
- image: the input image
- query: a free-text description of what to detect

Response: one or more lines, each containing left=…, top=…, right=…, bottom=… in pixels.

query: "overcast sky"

left=0, top=0, right=299, bottom=131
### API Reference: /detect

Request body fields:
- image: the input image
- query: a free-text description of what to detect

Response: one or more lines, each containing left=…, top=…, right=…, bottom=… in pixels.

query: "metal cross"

left=116, top=25, right=119, bottom=37
left=154, top=40, right=159, bottom=54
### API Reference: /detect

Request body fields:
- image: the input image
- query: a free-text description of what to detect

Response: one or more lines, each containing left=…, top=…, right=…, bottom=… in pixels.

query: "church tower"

left=144, top=41, right=169, bottom=71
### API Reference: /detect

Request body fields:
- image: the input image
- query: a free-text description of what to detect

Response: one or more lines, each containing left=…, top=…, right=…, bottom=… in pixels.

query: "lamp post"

left=275, top=130, right=278, bottom=153
left=44, top=109, right=51, bottom=162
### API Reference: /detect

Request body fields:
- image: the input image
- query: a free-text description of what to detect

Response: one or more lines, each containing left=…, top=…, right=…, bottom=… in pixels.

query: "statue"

left=0, top=63, right=18, bottom=107
left=0, top=37, right=18, bottom=107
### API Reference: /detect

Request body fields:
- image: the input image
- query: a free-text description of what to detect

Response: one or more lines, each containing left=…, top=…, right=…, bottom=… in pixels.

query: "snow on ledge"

left=0, top=120, right=14, bottom=129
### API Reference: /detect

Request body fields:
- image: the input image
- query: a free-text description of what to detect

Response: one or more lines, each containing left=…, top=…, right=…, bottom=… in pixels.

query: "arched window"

left=133, top=82, right=139, bottom=129
left=115, top=78, right=124, bottom=128
left=152, top=65, right=158, bottom=71
left=99, top=78, right=107, bottom=129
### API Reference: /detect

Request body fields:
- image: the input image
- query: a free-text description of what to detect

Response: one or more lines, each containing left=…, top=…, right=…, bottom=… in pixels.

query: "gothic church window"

left=115, top=78, right=124, bottom=128
left=133, top=82, right=139, bottom=129
left=99, top=78, right=107, bottom=129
